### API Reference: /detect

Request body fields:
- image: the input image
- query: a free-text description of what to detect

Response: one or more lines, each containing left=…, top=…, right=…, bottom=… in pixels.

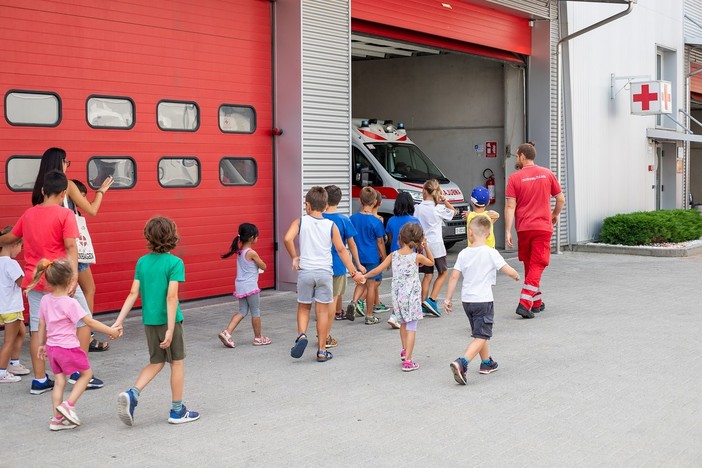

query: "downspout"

left=556, top=0, right=635, bottom=250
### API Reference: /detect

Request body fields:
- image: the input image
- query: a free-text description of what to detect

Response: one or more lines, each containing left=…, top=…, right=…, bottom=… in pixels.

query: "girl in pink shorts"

left=28, top=258, right=121, bottom=431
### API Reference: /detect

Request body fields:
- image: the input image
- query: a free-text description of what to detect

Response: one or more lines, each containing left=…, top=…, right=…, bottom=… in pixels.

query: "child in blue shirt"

left=347, top=187, right=386, bottom=325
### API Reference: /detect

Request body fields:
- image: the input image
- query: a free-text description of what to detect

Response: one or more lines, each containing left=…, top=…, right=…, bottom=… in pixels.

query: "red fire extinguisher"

left=483, top=168, right=496, bottom=205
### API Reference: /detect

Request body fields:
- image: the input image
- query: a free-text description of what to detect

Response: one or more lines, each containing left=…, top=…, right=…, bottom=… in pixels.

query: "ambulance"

left=351, top=119, right=468, bottom=249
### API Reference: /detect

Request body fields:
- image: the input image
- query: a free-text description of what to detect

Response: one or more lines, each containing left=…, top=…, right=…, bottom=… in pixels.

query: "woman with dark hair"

left=31, top=147, right=114, bottom=388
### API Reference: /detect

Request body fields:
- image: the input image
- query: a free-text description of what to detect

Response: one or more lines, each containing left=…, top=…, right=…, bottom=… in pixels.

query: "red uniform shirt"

left=11, top=204, right=79, bottom=291
left=505, top=165, right=562, bottom=233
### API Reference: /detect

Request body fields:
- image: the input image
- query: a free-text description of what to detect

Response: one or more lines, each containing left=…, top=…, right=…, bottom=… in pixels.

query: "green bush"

left=599, top=209, right=702, bottom=245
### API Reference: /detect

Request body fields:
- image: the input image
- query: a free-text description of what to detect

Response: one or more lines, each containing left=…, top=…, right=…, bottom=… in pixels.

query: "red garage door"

left=352, top=0, right=531, bottom=61
left=0, top=0, right=273, bottom=312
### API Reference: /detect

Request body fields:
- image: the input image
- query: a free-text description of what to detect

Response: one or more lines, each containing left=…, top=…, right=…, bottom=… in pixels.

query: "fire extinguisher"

left=483, top=168, right=496, bottom=205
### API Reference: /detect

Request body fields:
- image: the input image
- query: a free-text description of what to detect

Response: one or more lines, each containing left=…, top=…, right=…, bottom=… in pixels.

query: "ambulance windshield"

left=365, top=143, right=448, bottom=183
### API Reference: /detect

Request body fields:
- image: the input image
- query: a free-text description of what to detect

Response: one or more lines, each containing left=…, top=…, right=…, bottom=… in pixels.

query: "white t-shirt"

left=299, top=215, right=334, bottom=273
left=414, top=200, right=454, bottom=258
left=0, top=257, right=24, bottom=314
left=452, top=245, right=507, bottom=302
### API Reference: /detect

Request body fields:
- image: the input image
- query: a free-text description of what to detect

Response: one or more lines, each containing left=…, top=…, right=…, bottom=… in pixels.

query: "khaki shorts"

left=332, top=274, right=347, bottom=297
left=144, top=322, right=186, bottom=364
left=0, top=311, right=23, bottom=325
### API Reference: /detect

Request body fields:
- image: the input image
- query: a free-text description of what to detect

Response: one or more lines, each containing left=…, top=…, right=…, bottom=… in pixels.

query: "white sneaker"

left=0, top=371, right=21, bottom=383
left=387, top=314, right=400, bottom=329
left=49, top=417, right=77, bottom=431
left=8, top=363, right=30, bottom=376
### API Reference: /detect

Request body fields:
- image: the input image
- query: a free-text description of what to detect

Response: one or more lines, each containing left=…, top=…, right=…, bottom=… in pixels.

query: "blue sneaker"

left=450, top=360, right=467, bottom=385
left=479, top=357, right=499, bottom=374
left=168, top=405, right=200, bottom=424
left=68, top=372, right=104, bottom=389
left=422, top=298, right=441, bottom=317
left=117, top=389, right=138, bottom=426
left=30, top=377, right=54, bottom=395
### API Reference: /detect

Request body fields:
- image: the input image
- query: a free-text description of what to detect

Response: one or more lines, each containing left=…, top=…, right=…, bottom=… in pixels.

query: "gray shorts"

left=419, top=256, right=448, bottom=275
left=297, top=269, right=333, bottom=304
left=28, top=286, right=92, bottom=332
left=462, top=301, right=494, bottom=340
left=238, top=293, right=261, bottom=318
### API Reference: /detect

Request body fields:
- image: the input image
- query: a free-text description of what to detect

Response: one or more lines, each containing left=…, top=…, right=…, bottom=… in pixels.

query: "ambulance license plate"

left=455, top=227, right=466, bottom=235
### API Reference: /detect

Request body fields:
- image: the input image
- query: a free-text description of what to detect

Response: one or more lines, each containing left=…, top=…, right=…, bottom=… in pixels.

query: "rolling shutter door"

left=302, top=0, right=351, bottom=213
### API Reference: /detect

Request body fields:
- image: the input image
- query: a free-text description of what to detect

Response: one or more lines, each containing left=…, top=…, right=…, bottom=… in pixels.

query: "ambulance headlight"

left=397, top=122, right=405, bottom=129
left=399, top=189, right=423, bottom=203
left=361, top=120, right=369, bottom=128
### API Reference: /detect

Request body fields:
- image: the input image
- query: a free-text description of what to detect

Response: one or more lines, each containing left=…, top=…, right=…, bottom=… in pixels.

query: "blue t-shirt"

left=349, top=212, right=385, bottom=264
left=322, top=212, right=357, bottom=276
left=385, top=215, right=420, bottom=252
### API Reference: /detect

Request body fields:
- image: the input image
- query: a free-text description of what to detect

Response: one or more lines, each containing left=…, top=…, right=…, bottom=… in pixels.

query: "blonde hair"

left=26, top=258, right=73, bottom=293
left=469, top=215, right=491, bottom=238
left=423, top=179, right=441, bottom=205
left=145, top=217, right=179, bottom=253
left=398, top=222, right=424, bottom=250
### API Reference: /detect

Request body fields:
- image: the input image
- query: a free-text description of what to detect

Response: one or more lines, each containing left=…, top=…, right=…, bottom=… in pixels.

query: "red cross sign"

left=630, top=80, right=672, bottom=115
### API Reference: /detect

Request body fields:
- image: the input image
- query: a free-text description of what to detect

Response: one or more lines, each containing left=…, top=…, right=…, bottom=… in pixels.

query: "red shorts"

left=46, top=345, right=90, bottom=376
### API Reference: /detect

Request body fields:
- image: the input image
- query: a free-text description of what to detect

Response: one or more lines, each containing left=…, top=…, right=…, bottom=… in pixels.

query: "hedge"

left=598, top=209, right=702, bottom=246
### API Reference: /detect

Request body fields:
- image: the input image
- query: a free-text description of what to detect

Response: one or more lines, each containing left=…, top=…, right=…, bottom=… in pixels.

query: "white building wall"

left=564, top=0, right=684, bottom=242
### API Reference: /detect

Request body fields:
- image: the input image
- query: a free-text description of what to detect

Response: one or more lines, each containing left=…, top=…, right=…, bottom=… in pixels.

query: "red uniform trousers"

left=516, top=230, right=552, bottom=310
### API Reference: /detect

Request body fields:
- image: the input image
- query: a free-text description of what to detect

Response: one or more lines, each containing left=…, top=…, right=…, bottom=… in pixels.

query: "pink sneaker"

left=218, top=330, right=235, bottom=348
left=402, top=360, right=419, bottom=372
left=400, top=349, right=406, bottom=361
left=57, top=401, right=80, bottom=425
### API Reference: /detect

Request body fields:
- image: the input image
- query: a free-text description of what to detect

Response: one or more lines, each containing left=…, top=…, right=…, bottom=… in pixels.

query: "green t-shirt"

left=135, top=252, right=185, bottom=326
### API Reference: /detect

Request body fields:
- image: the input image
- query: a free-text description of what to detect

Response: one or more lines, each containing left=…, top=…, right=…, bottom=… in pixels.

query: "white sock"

left=9, top=359, right=19, bottom=366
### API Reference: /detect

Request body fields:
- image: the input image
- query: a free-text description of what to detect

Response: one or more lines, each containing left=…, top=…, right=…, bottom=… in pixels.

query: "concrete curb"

left=570, top=242, right=702, bottom=257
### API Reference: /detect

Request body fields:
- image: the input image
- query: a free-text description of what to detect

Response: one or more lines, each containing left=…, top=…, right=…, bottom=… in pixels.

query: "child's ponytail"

left=221, top=236, right=241, bottom=259
left=26, top=258, right=73, bottom=293
left=221, top=223, right=260, bottom=259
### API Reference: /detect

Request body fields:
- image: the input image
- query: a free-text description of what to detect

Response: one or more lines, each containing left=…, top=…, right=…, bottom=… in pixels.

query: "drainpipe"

left=556, top=0, right=635, bottom=251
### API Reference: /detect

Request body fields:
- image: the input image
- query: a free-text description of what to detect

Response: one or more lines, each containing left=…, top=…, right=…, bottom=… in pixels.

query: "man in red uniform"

left=504, top=143, right=565, bottom=319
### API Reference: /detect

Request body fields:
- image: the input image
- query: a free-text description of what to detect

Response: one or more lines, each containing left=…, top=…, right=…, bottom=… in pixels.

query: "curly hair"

left=144, top=217, right=179, bottom=253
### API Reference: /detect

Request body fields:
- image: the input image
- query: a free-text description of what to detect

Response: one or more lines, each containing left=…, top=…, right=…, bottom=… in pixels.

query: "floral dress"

left=391, top=251, right=423, bottom=323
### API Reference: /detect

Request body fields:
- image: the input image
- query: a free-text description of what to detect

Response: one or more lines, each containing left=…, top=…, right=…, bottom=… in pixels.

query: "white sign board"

left=630, top=80, right=672, bottom=115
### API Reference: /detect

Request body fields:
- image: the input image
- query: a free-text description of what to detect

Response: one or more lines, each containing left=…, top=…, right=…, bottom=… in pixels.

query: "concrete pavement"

left=1, top=244, right=701, bottom=467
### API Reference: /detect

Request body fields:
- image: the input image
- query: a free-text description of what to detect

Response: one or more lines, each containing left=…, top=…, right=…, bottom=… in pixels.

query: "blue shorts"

left=462, top=302, right=494, bottom=340
left=297, top=269, right=333, bottom=304
left=362, top=262, right=382, bottom=282
left=77, top=263, right=90, bottom=273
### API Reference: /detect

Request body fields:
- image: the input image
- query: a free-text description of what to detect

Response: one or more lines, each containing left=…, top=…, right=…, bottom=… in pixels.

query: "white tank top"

left=299, top=215, right=333, bottom=273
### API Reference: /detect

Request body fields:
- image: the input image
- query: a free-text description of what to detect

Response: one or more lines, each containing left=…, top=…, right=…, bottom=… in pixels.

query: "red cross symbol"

left=633, top=84, right=658, bottom=111
left=661, top=84, right=671, bottom=111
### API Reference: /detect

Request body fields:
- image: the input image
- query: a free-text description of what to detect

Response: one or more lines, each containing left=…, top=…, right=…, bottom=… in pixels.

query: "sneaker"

left=334, top=310, right=346, bottom=320
left=49, top=416, right=77, bottom=431
left=218, top=330, right=236, bottom=348
left=7, top=363, right=30, bottom=376
left=400, top=349, right=406, bottom=361
left=515, top=304, right=535, bottom=319
left=325, top=335, right=338, bottom=348
left=402, top=360, right=419, bottom=372
left=364, top=315, right=380, bottom=325
left=479, top=357, right=499, bottom=374
left=68, top=372, right=105, bottom=389
left=345, top=303, right=356, bottom=321
left=117, top=389, right=138, bottom=426
left=450, top=360, right=467, bottom=385
left=0, top=371, right=21, bottom=383
left=373, top=303, right=390, bottom=313
left=387, top=314, right=400, bottom=329
left=532, top=302, right=545, bottom=313
left=168, top=405, right=200, bottom=424
left=57, top=400, right=81, bottom=425
left=354, top=299, right=366, bottom=317
left=30, top=377, right=55, bottom=395
left=422, top=298, right=441, bottom=317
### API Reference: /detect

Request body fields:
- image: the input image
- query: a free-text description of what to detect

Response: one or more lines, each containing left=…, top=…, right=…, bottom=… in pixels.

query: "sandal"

left=252, top=336, right=272, bottom=346
left=402, top=360, right=419, bottom=372
left=88, top=338, right=109, bottom=352
left=334, top=311, right=345, bottom=320
left=290, top=333, right=308, bottom=358
left=218, top=330, right=236, bottom=348
left=317, top=350, right=333, bottom=362
left=325, top=335, right=338, bottom=348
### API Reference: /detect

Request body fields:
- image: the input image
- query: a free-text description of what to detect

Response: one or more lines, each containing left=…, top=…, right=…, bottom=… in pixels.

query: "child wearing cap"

left=464, top=186, right=500, bottom=248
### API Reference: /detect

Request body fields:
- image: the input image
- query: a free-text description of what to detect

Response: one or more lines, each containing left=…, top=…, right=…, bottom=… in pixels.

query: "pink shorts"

left=46, top=345, right=90, bottom=376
